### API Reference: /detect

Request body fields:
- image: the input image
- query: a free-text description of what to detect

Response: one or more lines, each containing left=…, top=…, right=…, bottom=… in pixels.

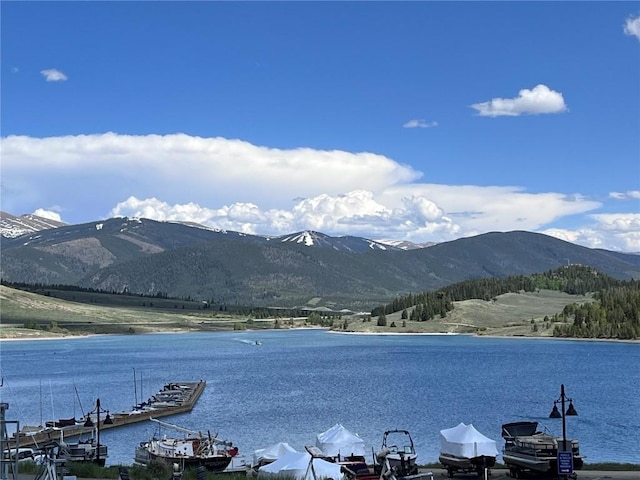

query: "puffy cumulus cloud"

left=543, top=213, right=640, bottom=252
left=110, top=197, right=215, bottom=224
left=624, top=15, right=640, bottom=41
left=471, top=84, right=567, bottom=117
left=0, top=133, right=421, bottom=211
left=380, top=184, right=600, bottom=235
left=4, top=132, right=634, bottom=251
left=32, top=209, right=62, bottom=222
left=401, top=195, right=444, bottom=223
left=40, top=69, right=68, bottom=82
left=590, top=213, right=640, bottom=233
left=106, top=185, right=603, bottom=248
left=403, top=119, right=438, bottom=128
left=110, top=196, right=269, bottom=234
left=291, top=191, right=391, bottom=230
left=108, top=190, right=461, bottom=241
left=609, top=190, right=640, bottom=200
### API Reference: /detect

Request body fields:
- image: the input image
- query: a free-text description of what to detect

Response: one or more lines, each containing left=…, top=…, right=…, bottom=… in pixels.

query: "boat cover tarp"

left=258, top=451, right=341, bottom=480
left=501, top=422, right=539, bottom=439
left=252, top=442, right=298, bottom=467
left=316, top=424, right=366, bottom=457
left=439, top=423, right=498, bottom=459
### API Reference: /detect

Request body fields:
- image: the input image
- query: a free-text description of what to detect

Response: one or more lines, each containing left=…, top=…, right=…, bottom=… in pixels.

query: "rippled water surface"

left=1, top=330, right=638, bottom=466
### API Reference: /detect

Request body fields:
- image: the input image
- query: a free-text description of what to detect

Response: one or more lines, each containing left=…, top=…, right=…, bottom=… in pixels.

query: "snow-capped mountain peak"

left=0, top=212, right=67, bottom=238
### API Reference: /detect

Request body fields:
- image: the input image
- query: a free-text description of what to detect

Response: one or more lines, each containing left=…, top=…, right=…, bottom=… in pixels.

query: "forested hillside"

left=554, top=285, right=640, bottom=339
left=3, top=221, right=640, bottom=311
left=371, top=265, right=640, bottom=340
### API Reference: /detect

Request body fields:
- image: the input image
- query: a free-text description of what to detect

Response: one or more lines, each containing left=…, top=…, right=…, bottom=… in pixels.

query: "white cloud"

left=471, top=84, right=567, bottom=117
left=624, top=15, right=640, bottom=41
left=109, top=190, right=462, bottom=241
left=543, top=213, right=640, bottom=252
left=32, top=208, right=62, bottom=222
left=403, top=119, right=438, bottom=128
left=590, top=213, right=640, bottom=233
left=2, top=132, right=633, bottom=251
left=0, top=133, right=421, bottom=212
left=107, top=182, right=601, bottom=246
left=380, top=184, right=599, bottom=235
left=40, top=69, right=68, bottom=82
left=609, top=190, right=640, bottom=200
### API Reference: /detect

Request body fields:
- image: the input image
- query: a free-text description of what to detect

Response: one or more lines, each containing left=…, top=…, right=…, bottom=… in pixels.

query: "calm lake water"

left=0, top=330, right=638, bottom=466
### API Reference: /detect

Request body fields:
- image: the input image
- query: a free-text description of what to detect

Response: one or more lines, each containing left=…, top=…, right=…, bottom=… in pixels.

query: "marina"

left=9, top=381, right=206, bottom=449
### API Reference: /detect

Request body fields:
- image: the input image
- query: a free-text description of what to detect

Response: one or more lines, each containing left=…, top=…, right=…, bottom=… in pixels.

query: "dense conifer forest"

left=371, top=265, right=640, bottom=340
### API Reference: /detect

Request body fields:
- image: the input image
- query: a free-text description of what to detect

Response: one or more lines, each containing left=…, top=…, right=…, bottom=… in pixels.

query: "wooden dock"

left=12, top=380, right=206, bottom=448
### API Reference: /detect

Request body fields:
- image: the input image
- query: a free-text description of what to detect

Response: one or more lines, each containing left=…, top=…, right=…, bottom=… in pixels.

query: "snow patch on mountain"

left=376, top=239, right=437, bottom=250
left=280, top=231, right=316, bottom=246
left=0, top=211, right=67, bottom=238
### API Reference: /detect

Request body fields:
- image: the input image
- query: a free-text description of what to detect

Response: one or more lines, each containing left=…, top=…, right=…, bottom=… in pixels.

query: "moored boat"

left=134, top=418, right=238, bottom=472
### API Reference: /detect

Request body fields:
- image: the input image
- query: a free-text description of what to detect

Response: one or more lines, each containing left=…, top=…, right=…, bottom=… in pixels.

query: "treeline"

left=554, top=283, right=640, bottom=339
left=0, top=280, right=191, bottom=301
left=230, top=306, right=343, bottom=319
left=371, top=265, right=639, bottom=340
left=0, top=280, right=346, bottom=320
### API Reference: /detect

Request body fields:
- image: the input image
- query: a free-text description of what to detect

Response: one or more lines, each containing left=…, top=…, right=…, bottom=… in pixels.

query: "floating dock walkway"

left=12, top=380, right=206, bottom=449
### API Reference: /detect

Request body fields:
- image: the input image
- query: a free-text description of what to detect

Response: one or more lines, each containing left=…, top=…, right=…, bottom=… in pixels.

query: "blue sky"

left=1, top=1, right=639, bottom=252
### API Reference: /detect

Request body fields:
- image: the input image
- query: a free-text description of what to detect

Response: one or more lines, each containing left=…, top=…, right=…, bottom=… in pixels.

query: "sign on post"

left=557, top=450, right=574, bottom=475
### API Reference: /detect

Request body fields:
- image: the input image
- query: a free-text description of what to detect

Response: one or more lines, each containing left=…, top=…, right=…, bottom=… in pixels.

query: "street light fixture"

left=549, top=384, right=578, bottom=477
left=83, top=398, right=113, bottom=464
left=549, top=384, right=578, bottom=449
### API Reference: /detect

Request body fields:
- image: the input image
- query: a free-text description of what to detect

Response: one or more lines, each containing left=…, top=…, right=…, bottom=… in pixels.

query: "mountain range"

left=1, top=211, right=639, bottom=311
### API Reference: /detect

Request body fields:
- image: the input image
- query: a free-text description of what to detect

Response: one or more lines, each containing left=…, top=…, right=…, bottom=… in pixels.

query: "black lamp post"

left=549, top=384, right=578, bottom=452
left=83, top=398, right=113, bottom=463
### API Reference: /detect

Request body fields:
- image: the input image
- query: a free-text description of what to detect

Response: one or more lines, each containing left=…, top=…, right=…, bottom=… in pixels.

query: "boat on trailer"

left=134, top=418, right=238, bottom=472
left=501, top=421, right=583, bottom=479
left=58, top=434, right=108, bottom=466
left=374, top=430, right=419, bottom=477
left=38, top=428, right=109, bottom=466
left=438, top=423, right=498, bottom=478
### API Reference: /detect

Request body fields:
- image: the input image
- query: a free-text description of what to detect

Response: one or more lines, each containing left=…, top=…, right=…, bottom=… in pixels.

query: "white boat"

left=315, top=423, right=366, bottom=459
left=257, top=450, right=341, bottom=480
left=438, top=423, right=498, bottom=477
left=376, top=430, right=419, bottom=477
left=134, top=418, right=238, bottom=472
left=251, top=442, right=297, bottom=471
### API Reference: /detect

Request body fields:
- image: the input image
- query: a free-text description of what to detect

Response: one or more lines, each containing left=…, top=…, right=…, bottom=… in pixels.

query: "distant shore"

left=2, top=326, right=638, bottom=343
left=332, top=330, right=639, bottom=343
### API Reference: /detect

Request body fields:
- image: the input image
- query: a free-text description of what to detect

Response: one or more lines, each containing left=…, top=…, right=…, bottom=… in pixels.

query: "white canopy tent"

left=439, top=423, right=498, bottom=459
left=252, top=442, right=298, bottom=467
left=257, top=451, right=342, bottom=480
left=315, top=424, right=366, bottom=458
